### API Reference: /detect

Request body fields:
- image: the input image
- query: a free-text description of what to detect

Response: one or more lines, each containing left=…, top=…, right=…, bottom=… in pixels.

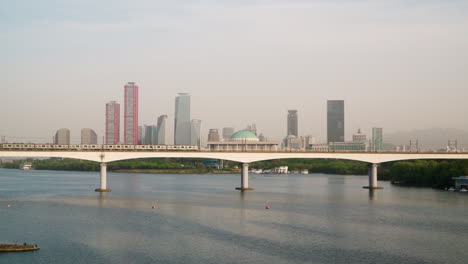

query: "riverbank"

left=115, top=169, right=240, bottom=174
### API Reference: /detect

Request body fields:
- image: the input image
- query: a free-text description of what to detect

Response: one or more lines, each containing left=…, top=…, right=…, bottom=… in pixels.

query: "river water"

left=0, top=168, right=467, bottom=264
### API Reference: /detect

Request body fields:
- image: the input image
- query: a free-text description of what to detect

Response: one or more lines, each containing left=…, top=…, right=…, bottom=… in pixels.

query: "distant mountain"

left=384, top=128, right=468, bottom=150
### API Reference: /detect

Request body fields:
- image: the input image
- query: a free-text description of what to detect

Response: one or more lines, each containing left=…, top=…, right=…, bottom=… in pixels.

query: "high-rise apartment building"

left=287, top=110, right=298, bottom=137
left=124, top=82, right=138, bottom=145
left=191, top=119, right=202, bottom=147
left=174, top=93, right=191, bottom=145
left=81, top=128, right=97, bottom=144
left=54, top=128, right=70, bottom=145
left=106, top=101, right=120, bottom=144
left=222, top=127, right=235, bottom=141
left=208, top=129, right=220, bottom=142
left=327, top=100, right=344, bottom=143
left=372, top=127, right=383, bottom=151
left=156, top=115, right=168, bottom=145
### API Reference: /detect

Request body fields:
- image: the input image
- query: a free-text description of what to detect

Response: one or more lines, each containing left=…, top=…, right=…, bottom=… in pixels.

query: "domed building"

left=229, top=130, right=259, bottom=142
left=207, top=129, right=278, bottom=151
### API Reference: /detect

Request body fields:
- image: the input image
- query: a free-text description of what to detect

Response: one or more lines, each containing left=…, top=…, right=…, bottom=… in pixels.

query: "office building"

left=81, top=128, right=97, bottom=144
left=191, top=119, right=202, bottom=147
left=327, top=100, right=344, bottom=143
left=287, top=110, right=298, bottom=137
left=105, top=101, right=120, bottom=144
left=302, top=136, right=316, bottom=150
left=174, top=93, right=191, bottom=145
left=54, top=128, right=70, bottom=145
left=222, top=127, right=235, bottom=141
left=352, top=129, right=367, bottom=144
left=124, top=82, right=138, bottom=145
left=138, top=126, right=145, bottom=145
left=284, top=135, right=302, bottom=150
left=156, top=115, right=168, bottom=145
left=145, top=125, right=157, bottom=145
left=372, top=127, right=383, bottom=151
left=208, top=129, right=220, bottom=142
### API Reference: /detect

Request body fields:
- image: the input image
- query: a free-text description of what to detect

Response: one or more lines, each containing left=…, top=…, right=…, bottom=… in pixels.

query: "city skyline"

left=2, top=1, right=468, bottom=146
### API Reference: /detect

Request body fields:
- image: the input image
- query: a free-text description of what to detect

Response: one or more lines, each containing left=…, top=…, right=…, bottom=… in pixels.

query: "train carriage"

left=1, top=143, right=198, bottom=152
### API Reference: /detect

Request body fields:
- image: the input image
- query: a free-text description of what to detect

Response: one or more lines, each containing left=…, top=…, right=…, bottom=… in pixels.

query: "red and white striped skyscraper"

left=105, top=101, right=120, bottom=144
left=124, top=82, right=139, bottom=144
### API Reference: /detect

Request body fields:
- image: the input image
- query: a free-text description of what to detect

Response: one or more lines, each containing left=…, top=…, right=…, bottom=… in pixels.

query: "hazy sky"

left=2, top=0, right=468, bottom=144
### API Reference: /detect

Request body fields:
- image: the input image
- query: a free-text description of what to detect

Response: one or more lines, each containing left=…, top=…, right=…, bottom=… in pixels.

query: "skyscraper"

left=105, top=101, right=120, bottom=144
left=191, top=119, right=202, bottom=147
left=287, top=110, right=298, bottom=137
left=156, top=115, right=168, bottom=145
left=327, top=100, right=344, bottom=143
left=138, top=126, right=145, bottom=145
left=222, top=127, right=235, bottom=141
left=174, top=93, right=191, bottom=145
left=144, top=125, right=157, bottom=144
left=81, top=128, right=97, bottom=144
left=54, top=128, right=70, bottom=145
left=372, top=127, right=383, bottom=151
left=124, top=82, right=138, bottom=145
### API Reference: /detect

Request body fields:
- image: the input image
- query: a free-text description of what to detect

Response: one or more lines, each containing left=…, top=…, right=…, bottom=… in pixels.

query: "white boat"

left=19, top=162, right=33, bottom=170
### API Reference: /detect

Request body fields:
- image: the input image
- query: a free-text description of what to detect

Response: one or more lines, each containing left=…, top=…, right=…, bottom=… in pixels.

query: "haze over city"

left=2, top=0, right=468, bottom=144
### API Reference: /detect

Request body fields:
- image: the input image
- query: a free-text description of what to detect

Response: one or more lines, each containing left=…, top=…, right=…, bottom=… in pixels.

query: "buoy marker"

left=7, top=205, right=11, bottom=208
left=265, top=205, right=270, bottom=209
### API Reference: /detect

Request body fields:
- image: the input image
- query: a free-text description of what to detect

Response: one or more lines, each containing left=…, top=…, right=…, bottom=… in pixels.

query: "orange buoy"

left=265, top=205, right=270, bottom=209
left=7, top=205, right=11, bottom=208
left=151, top=205, right=155, bottom=209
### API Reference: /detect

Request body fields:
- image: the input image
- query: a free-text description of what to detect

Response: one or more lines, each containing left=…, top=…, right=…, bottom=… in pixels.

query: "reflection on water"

left=368, top=189, right=378, bottom=201
left=0, top=169, right=467, bottom=264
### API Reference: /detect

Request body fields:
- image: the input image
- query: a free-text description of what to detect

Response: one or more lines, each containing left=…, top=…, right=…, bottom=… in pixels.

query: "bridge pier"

left=236, top=163, right=254, bottom=191
left=95, top=163, right=111, bottom=192
left=363, top=163, right=383, bottom=190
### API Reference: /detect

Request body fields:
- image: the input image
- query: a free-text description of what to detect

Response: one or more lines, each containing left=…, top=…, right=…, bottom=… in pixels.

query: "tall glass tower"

left=191, top=119, right=202, bottom=147
left=327, top=100, right=344, bottom=143
left=287, top=110, right=298, bottom=137
left=372, top=127, right=383, bottom=151
left=124, top=82, right=139, bottom=145
left=105, top=101, right=120, bottom=144
left=156, top=115, right=168, bottom=145
left=174, top=93, right=191, bottom=145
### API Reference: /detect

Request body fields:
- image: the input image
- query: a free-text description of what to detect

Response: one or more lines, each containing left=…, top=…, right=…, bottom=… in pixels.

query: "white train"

left=0, top=143, right=199, bottom=151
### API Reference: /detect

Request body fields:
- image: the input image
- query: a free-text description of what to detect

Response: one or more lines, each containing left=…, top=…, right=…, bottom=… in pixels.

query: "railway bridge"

left=1, top=150, right=468, bottom=192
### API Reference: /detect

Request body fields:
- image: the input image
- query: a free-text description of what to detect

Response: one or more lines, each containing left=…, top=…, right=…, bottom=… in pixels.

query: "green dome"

left=231, top=130, right=257, bottom=139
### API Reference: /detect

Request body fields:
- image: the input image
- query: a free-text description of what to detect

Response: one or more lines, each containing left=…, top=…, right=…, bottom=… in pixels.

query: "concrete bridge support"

left=363, top=163, right=384, bottom=190
left=95, top=163, right=111, bottom=192
left=236, top=163, right=254, bottom=191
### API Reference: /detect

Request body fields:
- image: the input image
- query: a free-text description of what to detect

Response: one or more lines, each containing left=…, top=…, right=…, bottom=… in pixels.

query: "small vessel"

left=0, top=243, right=40, bottom=252
left=19, top=162, right=33, bottom=170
